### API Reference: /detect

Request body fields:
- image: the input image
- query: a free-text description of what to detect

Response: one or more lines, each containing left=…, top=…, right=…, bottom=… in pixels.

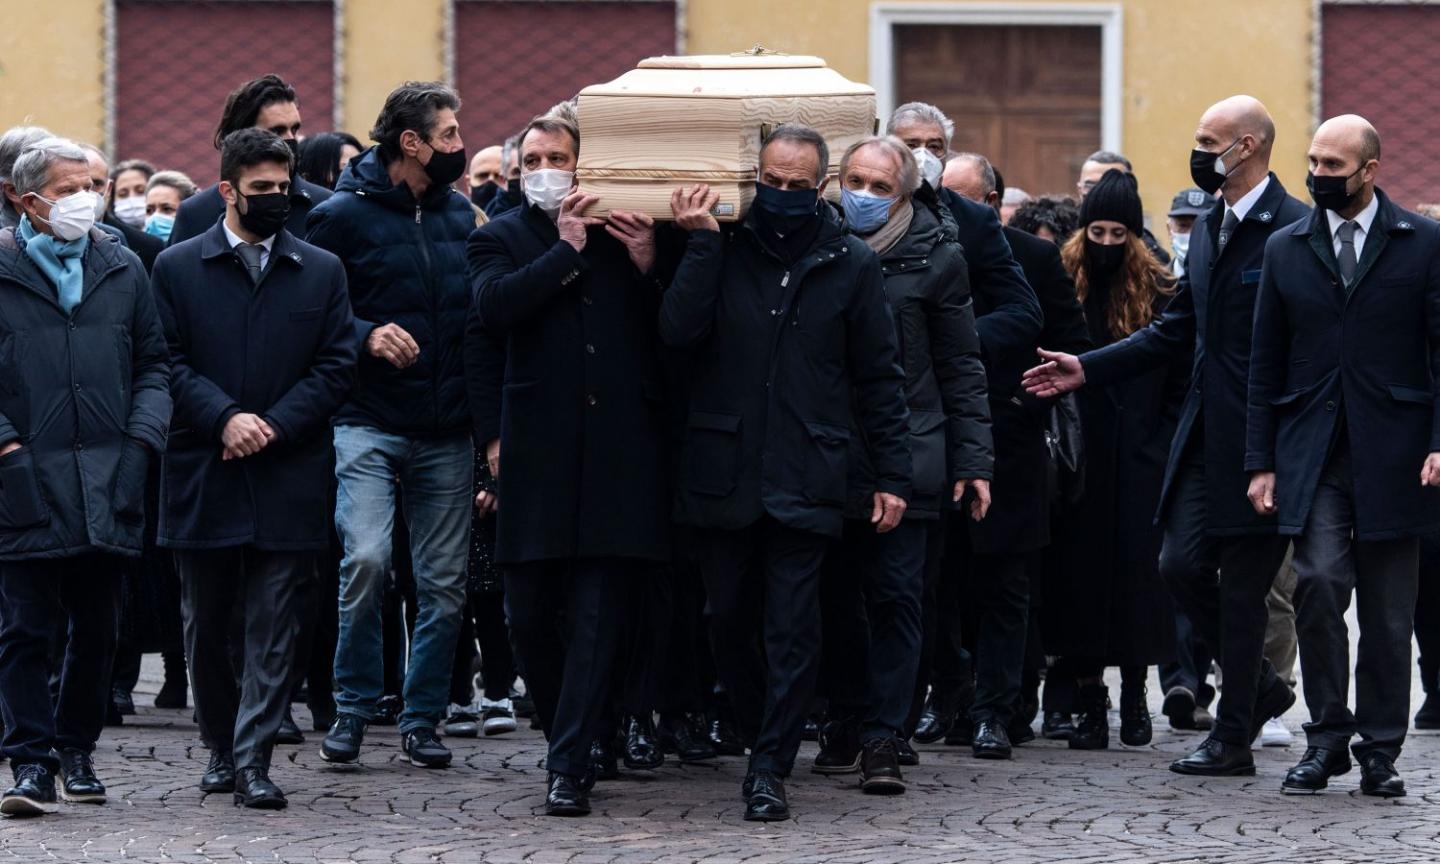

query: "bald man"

left=467, top=145, right=503, bottom=209
left=1246, top=114, right=1440, bottom=798
left=1022, top=95, right=1310, bottom=777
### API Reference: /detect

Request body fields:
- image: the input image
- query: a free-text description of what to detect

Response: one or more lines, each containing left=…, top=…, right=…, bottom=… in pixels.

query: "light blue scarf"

left=18, top=215, right=88, bottom=314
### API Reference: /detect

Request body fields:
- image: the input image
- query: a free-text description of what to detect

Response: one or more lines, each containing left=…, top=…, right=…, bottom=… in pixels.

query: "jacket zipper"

left=414, top=203, right=442, bottom=436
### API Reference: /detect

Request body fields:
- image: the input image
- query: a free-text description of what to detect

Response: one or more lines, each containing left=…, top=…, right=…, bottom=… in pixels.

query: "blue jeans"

left=332, top=425, right=472, bottom=733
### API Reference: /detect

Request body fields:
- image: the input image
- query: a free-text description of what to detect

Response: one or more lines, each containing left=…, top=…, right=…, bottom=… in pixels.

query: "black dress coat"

left=844, top=200, right=992, bottom=522
left=152, top=223, right=357, bottom=551
left=660, top=207, right=911, bottom=540
left=468, top=203, right=671, bottom=565
left=168, top=178, right=332, bottom=247
left=1047, top=273, right=1185, bottom=664
left=1246, top=190, right=1440, bottom=540
left=104, top=215, right=165, bottom=273
left=0, top=227, right=171, bottom=560
left=1085, top=174, right=1310, bottom=534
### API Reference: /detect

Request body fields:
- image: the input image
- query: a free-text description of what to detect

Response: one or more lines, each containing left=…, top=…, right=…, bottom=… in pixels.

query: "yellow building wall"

left=685, top=0, right=1316, bottom=244
left=339, top=0, right=447, bottom=137
left=0, top=0, right=107, bottom=146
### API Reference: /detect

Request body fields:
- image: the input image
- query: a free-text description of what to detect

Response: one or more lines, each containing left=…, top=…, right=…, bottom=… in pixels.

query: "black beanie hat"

left=1080, top=168, right=1143, bottom=234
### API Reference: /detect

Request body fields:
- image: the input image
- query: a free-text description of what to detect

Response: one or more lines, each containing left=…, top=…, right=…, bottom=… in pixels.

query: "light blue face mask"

left=143, top=213, right=174, bottom=242
left=841, top=187, right=896, bottom=235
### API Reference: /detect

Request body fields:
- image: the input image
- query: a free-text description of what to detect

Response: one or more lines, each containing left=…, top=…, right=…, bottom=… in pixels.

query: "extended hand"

left=221, top=413, right=274, bottom=461
left=485, top=437, right=501, bottom=479
left=366, top=323, right=420, bottom=369
left=870, top=492, right=908, bottom=533
left=669, top=184, right=720, bottom=233
left=1022, top=348, right=1085, bottom=398
left=605, top=210, right=657, bottom=274
left=474, top=489, right=498, bottom=517
left=557, top=191, right=604, bottom=252
left=1422, top=452, right=1440, bottom=486
left=1247, top=471, right=1277, bottom=515
left=0, top=440, right=19, bottom=457
left=955, top=478, right=992, bottom=521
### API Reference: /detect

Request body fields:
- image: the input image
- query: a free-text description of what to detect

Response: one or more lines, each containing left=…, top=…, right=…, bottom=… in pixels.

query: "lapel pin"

left=1398, top=221, right=1412, bottom=230
left=1259, top=211, right=1272, bottom=222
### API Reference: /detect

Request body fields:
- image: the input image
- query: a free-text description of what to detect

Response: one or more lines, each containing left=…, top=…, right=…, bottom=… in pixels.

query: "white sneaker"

left=480, top=697, right=518, bottom=736
left=443, top=702, right=480, bottom=737
left=1257, top=716, right=1294, bottom=748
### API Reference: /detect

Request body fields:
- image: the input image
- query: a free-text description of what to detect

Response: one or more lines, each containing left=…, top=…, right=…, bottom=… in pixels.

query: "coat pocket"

left=289, top=306, right=325, bottom=322
left=0, top=447, right=50, bottom=529
left=685, top=411, right=742, bottom=497
left=907, top=410, right=947, bottom=498
left=802, top=420, right=849, bottom=505
left=1387, top=383, right=1432, bottom=406
left=110, top=438, right=149, bottom=523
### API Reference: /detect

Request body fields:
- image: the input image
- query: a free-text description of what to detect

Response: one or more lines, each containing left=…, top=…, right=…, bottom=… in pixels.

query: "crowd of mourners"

left=1, top=71, right=1439, bottom=823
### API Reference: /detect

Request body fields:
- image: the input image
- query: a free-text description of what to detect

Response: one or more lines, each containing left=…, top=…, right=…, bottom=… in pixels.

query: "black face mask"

left=1189, top=138, right=1240, bottom=195
left=1307, top=167, right=1362, bottom=212
left=507, top=176, right=521, bottom=197
left=470, top=182, right=499, bottom=208
left=1084, top=238, right=1126, bottom=275
left=421, top=140, right=467, bottom=188
left=752, top=182, right=820, bottom=236
left=236, top=189, right=291, bottom=239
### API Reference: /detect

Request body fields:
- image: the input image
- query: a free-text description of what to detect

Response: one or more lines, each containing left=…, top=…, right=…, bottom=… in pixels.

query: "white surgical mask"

left=31, top=190, right=98, bottom=241
left=522, top=169, right=575, bottom=217
left=912, top=148, right=943, bottom=189
left=113, top=195, right=147, bottom=228
left=1171, top=232, right=1190, bottom=260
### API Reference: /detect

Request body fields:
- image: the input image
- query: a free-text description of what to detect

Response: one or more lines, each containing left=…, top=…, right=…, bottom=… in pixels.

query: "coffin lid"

left=578, top=52, right=875, bottom=99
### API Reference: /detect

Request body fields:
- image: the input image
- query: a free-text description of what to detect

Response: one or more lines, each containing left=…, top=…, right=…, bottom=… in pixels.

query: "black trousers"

left=1414, top=537, right=1440, bottom=690
left=905, top=519, right=957, bottom=734
left=449, top=587, right=517, bottom=705
left=695, top=517, right=828, bottom=777
left=0, top=554, right=122, bottom=768
left=822, top=519, right=927, bottom=741
left=947, top=513, right=1030, bottom=726
left=656, top=552, right=707, bottom=716
left=1159, top=606, right=1214, bottom=697
left=1157, top=446, right=1290, bottom=746
left=178, top=548, right=307, bottom=770
left=1291, top=442, right=1419, bottom=761
left=505, top=558, right=629, bottom=778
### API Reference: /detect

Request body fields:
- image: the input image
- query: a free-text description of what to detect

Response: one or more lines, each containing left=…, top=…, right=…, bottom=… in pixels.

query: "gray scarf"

left=861, top=199, right=914, bottom=256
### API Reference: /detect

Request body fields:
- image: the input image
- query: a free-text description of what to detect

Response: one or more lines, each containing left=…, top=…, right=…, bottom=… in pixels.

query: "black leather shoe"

left=1250, top=681, right=1297, bottom=743
left=623, top=715, right=665, bottom=770
left=656, top=713, right=716, bottom=762
left=1415, top=692, right=1440, bottom=729
left=0, top=763, right=56, bottom=817
left=1069, top=685, right=1110, bottom=751
left=1281, top=747, right=1351, bottom=794
left=1169, top=737, right=1256, bottom=776
left=112, top=687, right=136, bottom=716
left=233, top=766, right=287, bottom=810
left=1120, top=686, right=1152, bottom=746
left=895, top=737, right=919, bottom=767
left=971, top=719, right=1012, bottom=760
left=743, top=771, right=789, bottom=822
left=54, top=748, right=105, bottom=804
left=801, top=715, right=821, bottom=742
left=913, top=690, right=957, bottom=744
left=200, top=751, right=236, bottom=793
left=1359, top=753, right=1405, bottom=798
left=1042, top=711, right=1075, bottom=740
left=546, top=772, right=590, bottom=816
left=709, top=715, right=747, bottom=757
left=590, top=738, right=618, bottom=781
left=275, top=708, right=305, bottom=746
left=319, top=713, right=366, bottom=764
left=812, top=718, right=861, bottom=774
left=859, top=737, right=905, bottom=795
left=1007, top=720, right=1036, bottom=746
left=943, top=713, right=974, bottom=746
left=154, top=676, right=188, bottom=710
left=1163, top=686, right=1199, bottom=730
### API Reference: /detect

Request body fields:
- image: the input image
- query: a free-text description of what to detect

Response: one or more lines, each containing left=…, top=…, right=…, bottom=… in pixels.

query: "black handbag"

left=1045, top=393, right=1086, bottom=505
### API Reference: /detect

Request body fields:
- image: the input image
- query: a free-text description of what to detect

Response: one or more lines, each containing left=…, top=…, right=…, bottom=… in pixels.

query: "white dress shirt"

left=1325, top=193, right=1380, bottom=260
left=1224, top=174, right=1271, bottom=224
left=222, top=221, right=275, bottom=271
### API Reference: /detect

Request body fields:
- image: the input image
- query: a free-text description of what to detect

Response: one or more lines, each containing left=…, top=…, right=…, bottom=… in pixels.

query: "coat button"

left=74, top=442, right=83, bottom=451
left=68, top=322, right=76, bottom=331
left=1325, top=400, right=1336, bottom=411
left=587, top=394, right=598, bottom=407
left=585, top=344, right=595, bottom=355
left=73, top=383, right=81, bottom=392
left=583, top=295, right=593, bottom=306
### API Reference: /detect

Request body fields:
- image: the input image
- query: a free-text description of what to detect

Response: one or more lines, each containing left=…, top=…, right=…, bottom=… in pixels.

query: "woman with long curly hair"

left=1043, top=169, right=1189, bottom=750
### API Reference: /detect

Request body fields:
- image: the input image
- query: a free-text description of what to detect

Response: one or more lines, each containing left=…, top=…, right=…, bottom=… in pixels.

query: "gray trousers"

left=1264, top=548, right=1298, bottom=688
left=178, top=548, right=308, bottom=771
left=1292, top=443, right=1419, bottom=761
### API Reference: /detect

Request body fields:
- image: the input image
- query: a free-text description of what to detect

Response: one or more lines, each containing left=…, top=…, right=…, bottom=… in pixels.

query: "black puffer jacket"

left=844, top=201, right=991, bottom=520
left=304, top=147, right=474, bottom=437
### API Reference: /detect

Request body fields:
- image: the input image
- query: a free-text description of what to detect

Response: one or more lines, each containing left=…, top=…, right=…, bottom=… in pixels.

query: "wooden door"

left=894, top=24, right=1101, bottom=198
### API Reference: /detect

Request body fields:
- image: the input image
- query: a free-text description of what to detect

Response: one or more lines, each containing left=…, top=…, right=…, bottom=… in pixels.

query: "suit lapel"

left=1346, top=194, right=1394, bottom=295
left=1306, top=212, right=1342, bottom=284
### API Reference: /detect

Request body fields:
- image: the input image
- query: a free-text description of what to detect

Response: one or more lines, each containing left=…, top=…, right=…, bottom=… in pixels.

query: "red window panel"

left=454, top=1, right=676, bottom=154
left=114, top=0, right=335, bottom=187
left=1321, top=4, right=1440, bottom=209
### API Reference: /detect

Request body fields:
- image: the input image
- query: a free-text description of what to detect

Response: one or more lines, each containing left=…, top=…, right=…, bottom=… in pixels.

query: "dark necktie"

left=1336, top=220, right=1358, bottom=287
left=236, top=242, right=264, bottom=285
left=1217, top=209, right=1239, bottom=252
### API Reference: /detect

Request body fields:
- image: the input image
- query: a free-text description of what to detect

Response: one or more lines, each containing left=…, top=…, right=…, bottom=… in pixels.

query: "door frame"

left=868, top=2, right=1123, bottom=153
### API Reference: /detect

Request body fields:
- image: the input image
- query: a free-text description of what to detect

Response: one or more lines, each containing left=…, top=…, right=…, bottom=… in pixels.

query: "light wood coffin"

left=576, top=53, right=877, bottom=221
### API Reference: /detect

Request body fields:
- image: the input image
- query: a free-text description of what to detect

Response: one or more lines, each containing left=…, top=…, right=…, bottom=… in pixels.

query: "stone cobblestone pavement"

left=3, top=667, right=1438, bottom=863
